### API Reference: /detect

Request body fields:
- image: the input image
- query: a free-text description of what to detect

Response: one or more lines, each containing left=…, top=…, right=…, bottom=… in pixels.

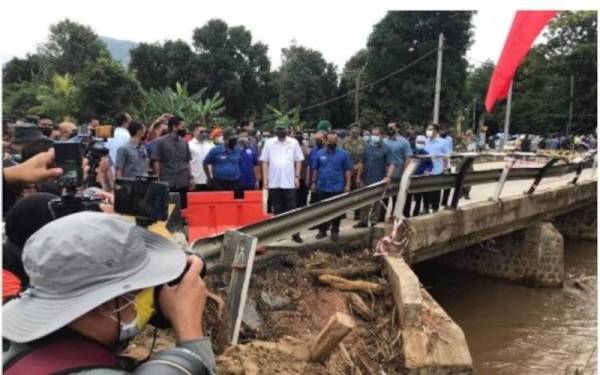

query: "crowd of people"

left=2, top=111, right=593, bottom=374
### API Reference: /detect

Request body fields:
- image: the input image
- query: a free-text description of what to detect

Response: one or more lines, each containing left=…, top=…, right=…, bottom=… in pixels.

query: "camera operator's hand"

left=158, top=256, right=208, bottom=342
left=4, top=149, right=63, bottom=185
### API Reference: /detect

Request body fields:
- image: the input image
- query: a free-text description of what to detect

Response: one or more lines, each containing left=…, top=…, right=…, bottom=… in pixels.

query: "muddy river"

left=415, top=239, right=597, bottom=374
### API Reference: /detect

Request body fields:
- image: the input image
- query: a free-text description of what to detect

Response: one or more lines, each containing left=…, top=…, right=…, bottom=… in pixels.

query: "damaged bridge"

left=188, top=152, right=597, bottom=374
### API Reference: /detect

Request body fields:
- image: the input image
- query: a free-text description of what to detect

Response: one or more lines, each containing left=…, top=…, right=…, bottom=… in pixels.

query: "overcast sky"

left=1, top=0, right=597, bottom=71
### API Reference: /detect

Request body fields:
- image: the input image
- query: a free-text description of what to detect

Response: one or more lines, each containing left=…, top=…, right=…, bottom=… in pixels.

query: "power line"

left=256, top=46, right=440, bottom=125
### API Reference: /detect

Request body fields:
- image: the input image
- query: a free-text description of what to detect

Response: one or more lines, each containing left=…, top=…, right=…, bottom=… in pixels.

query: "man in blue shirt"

left=306, top=131, right=325, bottom=204
left=439, top=124, right=454, bottom=207
left=203, top=127, right=244, bottom=198
left=237, top=130, right=260, bottom=190
left=381, top=121, right=412, bottom=221
left=354, top=127, right=395, bottom=228
left=311, top=132, right=352, bottom=241
left=424, top=124, right=450, bottom=212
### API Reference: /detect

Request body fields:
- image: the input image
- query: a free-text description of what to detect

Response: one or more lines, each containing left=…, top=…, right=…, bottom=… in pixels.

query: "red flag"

left=485, top=11, right=557, bottom=112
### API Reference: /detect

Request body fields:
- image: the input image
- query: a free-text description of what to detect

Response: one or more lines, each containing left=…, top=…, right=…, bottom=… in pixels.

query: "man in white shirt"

left=260, top=122, right=304, bottom=243
left=106, top=113, right=132, bottom=167
left=189, top=126, right=214, bottom=191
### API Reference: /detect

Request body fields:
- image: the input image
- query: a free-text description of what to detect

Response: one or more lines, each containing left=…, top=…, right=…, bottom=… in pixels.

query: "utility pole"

left=501, top=81, right=513, bottom=150
left=354, top=69, right=361, bottom=126
left=433, top=33, right=444, bottom=125
left=567, top=74, right=574, bottom=138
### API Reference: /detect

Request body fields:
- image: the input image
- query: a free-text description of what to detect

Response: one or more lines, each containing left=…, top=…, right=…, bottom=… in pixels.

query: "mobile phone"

left=54, top=142, right=83, bottom=189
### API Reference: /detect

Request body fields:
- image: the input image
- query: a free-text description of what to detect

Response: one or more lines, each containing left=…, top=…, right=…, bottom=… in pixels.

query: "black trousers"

left=296, top=182, right=309, bottom=209
left=214, top=179, right=244, bottom=199
left=193, top=183, right=211, bottom=192
left=170, top=186, right=189, bottom=209
left=269, top=188, right=296, bottom=215
left=412, top=193, right=425, bottom=216
left=424, top=190, right=441, bottom=212
left=403, top=193, right=413, bottom=218
left=441, top=169, right=452, bottom=207
left=316, top=191, right=343, bottom=233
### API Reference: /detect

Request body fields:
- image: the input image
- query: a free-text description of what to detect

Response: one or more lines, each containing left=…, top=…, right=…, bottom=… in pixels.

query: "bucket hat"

left=3, top=212, right=186, bottom=343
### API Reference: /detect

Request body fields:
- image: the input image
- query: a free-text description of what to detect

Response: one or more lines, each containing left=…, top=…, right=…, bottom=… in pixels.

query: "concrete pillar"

left=554, top=204, right=597, bottom=241
left=437, top=222, right=564, bottom=287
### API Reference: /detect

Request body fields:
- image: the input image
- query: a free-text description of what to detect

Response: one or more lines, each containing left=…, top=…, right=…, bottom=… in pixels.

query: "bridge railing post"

left=449, top=156, right=475, bottom=209
left=393, top=158, right=421, bottom=219
left=526, top=157, right=562, bottom=195
left=490, top=156, right=516, bottom=202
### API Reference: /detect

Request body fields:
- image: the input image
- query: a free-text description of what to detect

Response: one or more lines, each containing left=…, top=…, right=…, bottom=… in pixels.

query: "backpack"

left=4, top=335, right=119, bottom=375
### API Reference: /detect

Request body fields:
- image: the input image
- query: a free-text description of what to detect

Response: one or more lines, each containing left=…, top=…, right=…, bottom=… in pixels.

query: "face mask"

left=426, top=130, right=434, bottom=138
left=239, top=136, right=249, bottom=144
left=276, top=129, right=286, bottom=138
left=440, top=132, right=447, bottom=138
left=371, top=135, right=381, bottom=144
left=315, top=139, right=324, bottom=148
left=108, top=288, right=156, bottom=343
left=327, top=143, right=337, bottom=151
left=416, top=143, right=425, bottom=150
left=227, top=138, right=238, bottom=148
left=177, top=128, right=187, bottom=137
left=197, top=131, right=208, bottom=141
left=362, top=135, right=371, bottom=142
left=215, top=136, right=224, bottom=144
left=387, top=128, right=396, bottom=136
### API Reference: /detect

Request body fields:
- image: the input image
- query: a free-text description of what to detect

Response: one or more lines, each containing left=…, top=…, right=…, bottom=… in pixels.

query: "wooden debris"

left=308, top=264, right=382, bottom=279
left=347, top=292, right=374, bottom=321
left=339, top=343, right=362, bottom=375
left=318, top=274, right=384, bottom=295
left=309, top=312, right=356, bottom=363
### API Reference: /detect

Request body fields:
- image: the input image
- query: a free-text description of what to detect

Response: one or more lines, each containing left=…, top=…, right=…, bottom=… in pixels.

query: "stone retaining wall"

left=436, top=222, right=564, bottom=287
left=554, top=204, right=597, bottom=241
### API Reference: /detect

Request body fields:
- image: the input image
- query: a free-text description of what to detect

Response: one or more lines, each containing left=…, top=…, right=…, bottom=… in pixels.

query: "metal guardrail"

left=190, top=151, right=597, bottom=259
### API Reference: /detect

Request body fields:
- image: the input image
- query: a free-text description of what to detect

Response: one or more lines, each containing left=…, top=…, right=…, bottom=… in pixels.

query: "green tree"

left=38, top=19, right=110, bottom=76
left=2, top=82, right=41, bottom=119
left=338, top=49, right=369, bottom=127
left=192, top=19, right=272, bottom=119
left=361, top=11, right=474, bottom=128
left=129, top=40, right=196, bottom=91
left=2, top=54, right=45, bottom=85
left=76, top=57, right=141, bottom=119
left=275, top=44, right=339, bottom=126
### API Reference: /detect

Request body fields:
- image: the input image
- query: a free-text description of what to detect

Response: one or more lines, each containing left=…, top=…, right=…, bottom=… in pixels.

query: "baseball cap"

left=3, top=212, right=186, bottom=343
left=316, top=120, right=332, bottom=132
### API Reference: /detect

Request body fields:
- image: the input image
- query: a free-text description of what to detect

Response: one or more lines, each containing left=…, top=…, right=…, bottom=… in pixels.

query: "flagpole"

left=501, top=80, right=513, bottom=150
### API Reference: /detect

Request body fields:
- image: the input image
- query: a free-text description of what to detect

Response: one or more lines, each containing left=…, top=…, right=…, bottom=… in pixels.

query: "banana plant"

left=196, top=92, right=226, bottom=128
left=31, top=73, right=80, bottom=121
left=264, top=104, right=303, bottom=130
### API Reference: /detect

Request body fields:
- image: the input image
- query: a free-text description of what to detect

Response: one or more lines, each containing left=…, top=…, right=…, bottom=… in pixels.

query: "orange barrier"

left=182, top=191, right=271, bottom=243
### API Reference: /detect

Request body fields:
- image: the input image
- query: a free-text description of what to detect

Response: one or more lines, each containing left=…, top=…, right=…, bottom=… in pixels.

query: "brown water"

left=415, top=240, right=597, bottom=375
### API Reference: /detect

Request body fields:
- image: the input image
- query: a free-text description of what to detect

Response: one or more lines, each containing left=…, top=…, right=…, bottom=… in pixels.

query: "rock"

left=242, top=297, right=264, bottom=332
left=260, top=290, right=293, bottom=310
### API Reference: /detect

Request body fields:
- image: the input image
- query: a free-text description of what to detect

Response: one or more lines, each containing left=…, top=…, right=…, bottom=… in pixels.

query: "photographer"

left=3, top=212, right=217, bottom=374
left=3, top=149, right=63, bottom=214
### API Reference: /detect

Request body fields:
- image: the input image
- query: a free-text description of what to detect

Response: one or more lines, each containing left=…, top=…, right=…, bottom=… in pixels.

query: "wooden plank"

left=384, top=256, right=423, bottom=328
left=309, top=312, right=356, bottom=362
left=221, top=230, right=258, bottom=345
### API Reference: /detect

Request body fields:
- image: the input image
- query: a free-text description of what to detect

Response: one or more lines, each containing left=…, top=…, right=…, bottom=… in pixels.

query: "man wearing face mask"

left=312, top=132, right=353, bottom=241
left=382, top=121, right=412, bottom=220
left=152, top=116, right=193, bottom=209
left=2, top=212, right=216, bottom=374
left=340, top=123, right=365, bottom=220
left=424, top=123, right=451, bottom=212
left=260, top=122, right=304, bottom=243
left=354, top=127, right=394, bottom=228
left=237, top=130, right=261, bottom=191
left=439, top=124, right=454, bottom=207
left=306, top=131, right=325, bottom=198
left=189, top=126, right=214, bottom=191
left=203, top=127, right=244, bottom=198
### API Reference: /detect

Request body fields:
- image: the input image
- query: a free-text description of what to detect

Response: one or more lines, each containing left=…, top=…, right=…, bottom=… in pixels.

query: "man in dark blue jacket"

left=203, top=127, right=244, bottom=198
left=311, top=132, right=352, bottom=241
